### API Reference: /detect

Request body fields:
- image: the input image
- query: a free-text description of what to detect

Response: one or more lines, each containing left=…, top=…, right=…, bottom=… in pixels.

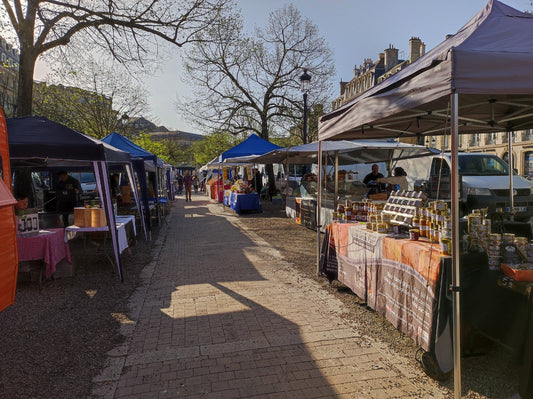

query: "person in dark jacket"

left=56, top=171, right=82, bottom=226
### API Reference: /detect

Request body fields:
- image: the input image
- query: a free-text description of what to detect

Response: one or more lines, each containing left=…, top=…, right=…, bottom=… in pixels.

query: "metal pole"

left=285, top=149, right=289, bottom=198
left=334, top=151, right=339, bottom=211
left=303, top=92, right=308, bottom=145
left=508, top=130, right=515, bottom=221
left=316, top=140, right=322, bottom=276
left=450, top=93, right=462, bottom=398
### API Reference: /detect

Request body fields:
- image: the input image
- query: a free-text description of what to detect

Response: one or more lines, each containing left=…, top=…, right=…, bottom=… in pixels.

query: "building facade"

left=332, top=37, right=425, bottom=110
left=335, top=36, right=533, bottom=176
left=0, top=36, right=19, bottom=117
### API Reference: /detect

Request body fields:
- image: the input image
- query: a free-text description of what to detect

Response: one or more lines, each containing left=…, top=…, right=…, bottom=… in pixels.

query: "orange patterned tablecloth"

left=321, top=222, right=452, bottom=368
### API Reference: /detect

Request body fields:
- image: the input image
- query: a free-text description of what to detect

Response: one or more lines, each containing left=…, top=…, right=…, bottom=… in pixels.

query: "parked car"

left=402, top=153, right=533, bottom=221
left=70, top=171, right=98, bottom=201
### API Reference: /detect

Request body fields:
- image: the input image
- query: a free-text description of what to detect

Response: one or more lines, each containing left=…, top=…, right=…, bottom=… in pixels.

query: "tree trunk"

left=260, top=118, right=276, bottom=199
left=16, top=49, right=37, bottom=117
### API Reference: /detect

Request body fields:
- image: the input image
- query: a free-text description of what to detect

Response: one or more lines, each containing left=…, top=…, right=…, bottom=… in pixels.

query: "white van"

left=401, top=153, right=533, bottom=221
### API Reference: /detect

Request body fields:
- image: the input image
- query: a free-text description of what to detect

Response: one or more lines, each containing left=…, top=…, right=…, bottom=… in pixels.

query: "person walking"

left=183, top=171, right=193, bottom=202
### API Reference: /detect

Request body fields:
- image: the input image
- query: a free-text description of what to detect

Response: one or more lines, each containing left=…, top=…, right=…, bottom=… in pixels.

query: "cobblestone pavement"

left=91, top=195, right=446, bottom=398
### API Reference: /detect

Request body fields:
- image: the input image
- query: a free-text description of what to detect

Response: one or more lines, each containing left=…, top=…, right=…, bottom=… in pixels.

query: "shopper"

left=251, top=168, right=263, bottom=193
left=183, top=171, right=193, bottom=202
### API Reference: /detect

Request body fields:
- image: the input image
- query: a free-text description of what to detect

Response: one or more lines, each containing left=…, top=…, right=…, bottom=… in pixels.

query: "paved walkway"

left=91, top=194, right=445, bottom=398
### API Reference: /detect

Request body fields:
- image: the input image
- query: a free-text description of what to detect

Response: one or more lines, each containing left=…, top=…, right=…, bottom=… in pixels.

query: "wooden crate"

left=74, top=207, right=91, bottom=227
left=91, top=207, right=107, bottom=227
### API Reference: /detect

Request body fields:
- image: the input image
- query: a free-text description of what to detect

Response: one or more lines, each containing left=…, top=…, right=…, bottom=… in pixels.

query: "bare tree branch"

left=2, top=0, right=230, bottom=115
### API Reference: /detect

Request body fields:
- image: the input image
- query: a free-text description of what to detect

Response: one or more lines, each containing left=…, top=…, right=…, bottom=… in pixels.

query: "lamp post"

left=300, top=69, right=311, bottom=144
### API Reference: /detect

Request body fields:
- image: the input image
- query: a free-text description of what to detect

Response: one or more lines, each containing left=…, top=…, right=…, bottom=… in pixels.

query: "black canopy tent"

left=7, top=116, right=142, bottom=282
left=318, top=1, right=533, bottom=397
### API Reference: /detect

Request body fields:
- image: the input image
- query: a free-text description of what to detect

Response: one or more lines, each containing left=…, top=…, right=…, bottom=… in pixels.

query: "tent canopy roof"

left=7, top=116, right=130, bottom=165
left=240, top=139, right=439, bottom=166
left=218, top=134, right=281, bottom=162
left=319, top=0, right=533, bottom=141
left=102, top=132, right=161, bottom=167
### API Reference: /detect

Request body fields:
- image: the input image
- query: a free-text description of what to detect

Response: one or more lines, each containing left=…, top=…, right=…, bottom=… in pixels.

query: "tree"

left=32, top=58, right=150, bottom=138
left=1, top=0, right=230, bottom=116
left=190, top=130, right=242, bottom=166
left=179, top=2, right=335, bottom=190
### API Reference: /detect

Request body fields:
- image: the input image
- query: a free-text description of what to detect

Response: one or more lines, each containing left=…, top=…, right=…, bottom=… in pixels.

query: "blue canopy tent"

left=7, top=116, right=138, bottom=282
left=218, top=134, right=282, bottom=162
left=211, top=134, right=282, bottom=201
left=102, top=132, right=165, bottom=236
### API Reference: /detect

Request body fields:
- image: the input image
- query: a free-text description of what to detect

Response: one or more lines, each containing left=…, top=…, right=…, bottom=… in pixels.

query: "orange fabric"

left=382, top=236, right=442, bottom=288
left=0, top=107, right=18, bottom=312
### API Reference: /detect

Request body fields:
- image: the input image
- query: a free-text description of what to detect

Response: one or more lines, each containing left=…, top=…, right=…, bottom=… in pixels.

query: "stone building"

left=334, top=36, right=533, bottom=176
left=332, top=37, right=425, bottom=110
left=0, top=36, right=19, bottom=117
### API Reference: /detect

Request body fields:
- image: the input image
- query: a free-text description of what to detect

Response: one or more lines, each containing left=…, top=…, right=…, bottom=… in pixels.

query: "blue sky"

left=35, top=0, right=532, bottom=134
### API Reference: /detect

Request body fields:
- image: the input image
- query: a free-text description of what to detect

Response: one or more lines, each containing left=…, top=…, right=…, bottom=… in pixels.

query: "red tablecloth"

left=17, top=228, right=72, bottom=278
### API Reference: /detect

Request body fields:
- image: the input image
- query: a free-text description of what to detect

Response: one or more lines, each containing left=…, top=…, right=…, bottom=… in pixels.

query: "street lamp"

left=300, top=69, right=311, bottom=144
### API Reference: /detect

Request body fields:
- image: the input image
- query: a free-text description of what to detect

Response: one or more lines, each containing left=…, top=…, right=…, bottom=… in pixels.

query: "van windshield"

left=458, top=155, right=510, bottom=176
left=79, top=172, right=96, bottom=184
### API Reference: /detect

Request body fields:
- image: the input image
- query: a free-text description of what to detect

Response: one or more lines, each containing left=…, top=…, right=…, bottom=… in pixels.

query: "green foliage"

left=190, top=131, right=241, bottom=166
left=32, top=82, right=119, bottom=138
left=131, top=134, right=169, bottom=163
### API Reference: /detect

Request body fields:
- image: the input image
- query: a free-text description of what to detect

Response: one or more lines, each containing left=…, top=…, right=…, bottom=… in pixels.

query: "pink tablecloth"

left=17, top=228, right=72, bottom=278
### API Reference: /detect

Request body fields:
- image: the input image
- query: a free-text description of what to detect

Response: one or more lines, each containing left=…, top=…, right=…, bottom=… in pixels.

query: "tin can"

left=377, top=223, right=388, bottom=234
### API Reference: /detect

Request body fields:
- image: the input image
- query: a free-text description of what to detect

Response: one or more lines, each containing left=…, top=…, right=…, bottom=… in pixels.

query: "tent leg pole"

left=508, top=130, right=515, bottom=221
left=451, top=93, right=462, bottom=399
left=316, top=140, right=322, bottom=276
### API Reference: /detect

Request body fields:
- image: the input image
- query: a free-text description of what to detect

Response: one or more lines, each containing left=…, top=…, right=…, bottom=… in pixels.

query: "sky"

left=34, top=0, right=533, bottom=135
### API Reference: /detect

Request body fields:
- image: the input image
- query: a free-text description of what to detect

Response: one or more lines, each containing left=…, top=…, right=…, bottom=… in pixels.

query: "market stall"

left=207, top=134, right=281, bottom=203
left=102, top=132, right=165, bottom=236
left=223, top=179, right=261, bottom=214
left=251, top=139, right=437, bottom=231
left=318, top=1, right=533, bottom=397
left=7, top=116, right=138, bottom=282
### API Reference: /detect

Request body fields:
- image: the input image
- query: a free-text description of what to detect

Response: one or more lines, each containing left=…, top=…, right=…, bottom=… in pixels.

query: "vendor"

left=376, top=167, right=408, bottom=192
left=363, top=164, right=386, bottom=193
left=56, top=171, right=82, bottom=227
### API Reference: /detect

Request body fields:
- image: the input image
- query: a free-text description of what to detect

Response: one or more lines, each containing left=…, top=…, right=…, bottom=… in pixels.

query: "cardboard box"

left=121, top=185, right=131, bottom=203
left=16, top=213, right=39, bottom=235
left=91, top=207, right=107, bottom=227
left=74, top=207, right=91, bottom=227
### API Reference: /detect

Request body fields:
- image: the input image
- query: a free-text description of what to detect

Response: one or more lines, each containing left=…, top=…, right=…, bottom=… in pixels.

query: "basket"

left=369, top=192, right=388, bottom=201
left=501, top=263, right=533, bottom=281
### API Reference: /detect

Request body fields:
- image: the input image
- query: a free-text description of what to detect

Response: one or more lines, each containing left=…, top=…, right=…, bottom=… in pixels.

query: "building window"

left=525, top=129, right=533, bottom=141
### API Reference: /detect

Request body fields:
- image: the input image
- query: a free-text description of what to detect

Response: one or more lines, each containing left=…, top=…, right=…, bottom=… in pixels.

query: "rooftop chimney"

left=409, top=37, right=422, bottom=63
left=384, top=44, right=399, bottom=72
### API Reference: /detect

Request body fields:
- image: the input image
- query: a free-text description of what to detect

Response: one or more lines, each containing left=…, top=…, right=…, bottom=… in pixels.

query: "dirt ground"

left=0, top=198, right=523, bottom=398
